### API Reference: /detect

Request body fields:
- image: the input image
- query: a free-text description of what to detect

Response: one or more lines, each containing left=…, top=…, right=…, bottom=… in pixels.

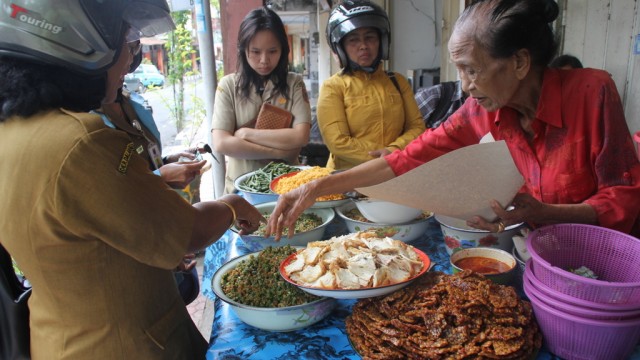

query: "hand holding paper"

left=355, top=141, right=524, bottom=221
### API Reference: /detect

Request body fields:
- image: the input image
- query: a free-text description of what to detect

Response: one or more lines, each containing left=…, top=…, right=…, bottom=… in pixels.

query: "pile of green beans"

left=220, top=246, right=321, bottom=308
left=236, top=162, right=300, bottom=193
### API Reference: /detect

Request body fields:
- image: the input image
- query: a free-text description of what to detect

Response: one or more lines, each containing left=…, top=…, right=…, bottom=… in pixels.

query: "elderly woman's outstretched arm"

left=265, top=157, right=396, bottom=240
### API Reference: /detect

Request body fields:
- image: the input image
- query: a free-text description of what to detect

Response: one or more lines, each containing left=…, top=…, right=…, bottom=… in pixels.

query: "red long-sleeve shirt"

left=386, top=68, right=640, bottom=235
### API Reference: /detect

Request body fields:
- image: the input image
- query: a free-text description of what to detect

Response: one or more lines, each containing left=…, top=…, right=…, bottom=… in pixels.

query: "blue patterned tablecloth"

left=201, top=217, right=640, bottom=360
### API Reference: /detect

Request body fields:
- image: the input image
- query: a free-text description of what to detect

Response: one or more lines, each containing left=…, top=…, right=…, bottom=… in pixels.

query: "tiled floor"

left=186, top=252, right=214, bottom=340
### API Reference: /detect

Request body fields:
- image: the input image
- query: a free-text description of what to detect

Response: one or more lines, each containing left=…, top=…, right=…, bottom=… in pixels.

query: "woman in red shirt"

left=266, top=0, right=640, bottom=240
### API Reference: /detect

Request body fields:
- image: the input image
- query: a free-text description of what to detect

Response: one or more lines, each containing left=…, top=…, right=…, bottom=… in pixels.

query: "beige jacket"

left=212, top=72, right=312, bottom=194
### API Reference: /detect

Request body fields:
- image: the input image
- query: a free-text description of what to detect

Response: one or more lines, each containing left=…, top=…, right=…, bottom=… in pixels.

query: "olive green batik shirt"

left=0, top=109, right=207, bottom=359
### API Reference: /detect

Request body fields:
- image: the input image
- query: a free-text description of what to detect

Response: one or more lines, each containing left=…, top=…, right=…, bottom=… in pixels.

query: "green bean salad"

left=220, top=246, right=321, bottom=308
left=236, top=162, right=300, bottom=193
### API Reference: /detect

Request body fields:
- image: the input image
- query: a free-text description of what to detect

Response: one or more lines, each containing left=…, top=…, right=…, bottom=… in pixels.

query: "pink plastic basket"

left=525, top=260, right=640, bottom=312
left=524, top=279, right=640, bottom=360
left=524, top=270, right=640, bottom=320
left=526, top=224, right=640, bottom=304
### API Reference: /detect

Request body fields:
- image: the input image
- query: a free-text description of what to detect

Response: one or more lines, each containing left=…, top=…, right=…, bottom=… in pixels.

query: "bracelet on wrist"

left=217, top=200, right=237, bottom=229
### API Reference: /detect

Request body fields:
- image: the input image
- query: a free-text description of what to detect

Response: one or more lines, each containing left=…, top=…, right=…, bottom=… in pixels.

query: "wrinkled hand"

left=368, top=148, right=391, bottom=158
left=220, top=194, right=267, bottom=235
left=264, top=184, right=317, bottom=241
left=177, top=254, right=197, bottom=271
left=159, top=160, right=206, bottom=189
left=465, top=193, right=543, bottom=232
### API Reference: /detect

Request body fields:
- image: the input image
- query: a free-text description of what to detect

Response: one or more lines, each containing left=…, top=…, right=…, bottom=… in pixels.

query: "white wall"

left=626, top=1, right=640, bottom=136
left=560, top=0, right=639, bottom=135
left=316, top=0, right=442, bottom=86
left=388, top=0, right=441, bottom=78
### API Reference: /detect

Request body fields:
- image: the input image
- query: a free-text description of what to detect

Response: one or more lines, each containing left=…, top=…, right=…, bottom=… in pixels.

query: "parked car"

left=133, top=64, right=165, bottom=88
left=123, top=73, right=145, bottom=93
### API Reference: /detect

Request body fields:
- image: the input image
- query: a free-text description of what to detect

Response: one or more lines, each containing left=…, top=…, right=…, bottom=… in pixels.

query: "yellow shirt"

left=317, top=65, right=425, bottom=170
left=0, top=109, right=207, bottom=359
left=212, top=72, right=312, bottom=194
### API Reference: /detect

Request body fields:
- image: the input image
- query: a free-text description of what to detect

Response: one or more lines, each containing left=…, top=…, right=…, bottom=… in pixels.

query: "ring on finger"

left=496, top=221, right=505, bottom=233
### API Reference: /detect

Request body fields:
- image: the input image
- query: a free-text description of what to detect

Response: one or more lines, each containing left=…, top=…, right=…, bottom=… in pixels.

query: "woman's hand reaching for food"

left=219, top=194, right=267, bottom=236
left=264, top=183, right=318, bottom=241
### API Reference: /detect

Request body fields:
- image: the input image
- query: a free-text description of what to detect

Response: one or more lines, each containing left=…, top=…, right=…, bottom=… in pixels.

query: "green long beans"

left=236, top=162, right=300, bottom=193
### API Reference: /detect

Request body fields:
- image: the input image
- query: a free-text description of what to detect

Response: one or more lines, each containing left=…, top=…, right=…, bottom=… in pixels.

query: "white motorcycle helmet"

left=0, top=0, right=175, bottom=75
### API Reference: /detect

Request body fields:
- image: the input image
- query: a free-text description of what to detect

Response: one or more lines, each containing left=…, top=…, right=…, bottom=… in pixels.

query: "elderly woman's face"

left=448, top=31, right=521, bottom=112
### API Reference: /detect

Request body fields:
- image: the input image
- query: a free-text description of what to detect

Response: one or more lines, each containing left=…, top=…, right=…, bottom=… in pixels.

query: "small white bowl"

left=335, top=203, right=432, bottom=243
left=435, top=214, right=523, bottom=255
left=353, top=198, right=422, bottom=224
left=212, top=251, right=337, bottom=332
left=310, top=198, right=351, bottom=209
left=235, top=202, right=335, bottom=252
left=450, top=247, right=517, bottom=285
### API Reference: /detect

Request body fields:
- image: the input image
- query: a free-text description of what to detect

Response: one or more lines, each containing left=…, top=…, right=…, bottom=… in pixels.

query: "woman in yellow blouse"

left=318, top=0, right=425, bottom=170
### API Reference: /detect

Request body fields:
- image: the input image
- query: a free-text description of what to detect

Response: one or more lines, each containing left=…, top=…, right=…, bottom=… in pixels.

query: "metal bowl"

left=234, top=202, right=335, bottom=252
left=233, top=171, right=280, bottom=205
left=435, top=214, right=523, bottom=255
left=212, top=250, right=336, bottom=332
left=335, top=202, right=432, bottom=243
left=352, top=198, right=422, bottom=224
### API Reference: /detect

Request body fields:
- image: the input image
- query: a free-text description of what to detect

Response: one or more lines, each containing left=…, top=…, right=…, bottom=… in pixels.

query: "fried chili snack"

left=346, top=271, right=541, bottom=360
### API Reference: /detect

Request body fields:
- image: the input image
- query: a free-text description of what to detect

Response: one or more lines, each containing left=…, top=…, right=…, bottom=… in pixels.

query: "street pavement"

left=141, top=77, right=208, bottom=155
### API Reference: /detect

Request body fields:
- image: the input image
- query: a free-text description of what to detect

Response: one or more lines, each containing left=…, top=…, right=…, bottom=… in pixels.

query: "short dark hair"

left=455, top=0, right=559, bottom=67
left=0, top=57, right=106, bottom=122
left=236, top=7, right=290, bottom=101
left=549, top=54, right=583, bottom=69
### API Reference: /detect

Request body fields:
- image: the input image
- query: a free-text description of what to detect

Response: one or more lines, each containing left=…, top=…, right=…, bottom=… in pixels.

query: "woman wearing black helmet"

left=0, top=1, right=264, bottom=358
left=317, top=0, right=425, bottom=170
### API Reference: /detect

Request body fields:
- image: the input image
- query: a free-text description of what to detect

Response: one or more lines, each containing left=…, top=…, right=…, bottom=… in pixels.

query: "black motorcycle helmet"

left=325, top=0, right=390, bottom=69
left=0, top=0, right=175, bottom=75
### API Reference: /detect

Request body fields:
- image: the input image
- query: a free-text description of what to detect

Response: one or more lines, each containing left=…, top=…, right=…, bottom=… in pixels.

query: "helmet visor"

left=123, top=2, right=176, bottom=42
left=79, top=0, right=128, bottom=49
left=334, top=16, right=388, bottom=42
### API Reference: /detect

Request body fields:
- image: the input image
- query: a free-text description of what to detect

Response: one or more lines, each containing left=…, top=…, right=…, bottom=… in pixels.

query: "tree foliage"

left=166, top=10, right=196, bottom=132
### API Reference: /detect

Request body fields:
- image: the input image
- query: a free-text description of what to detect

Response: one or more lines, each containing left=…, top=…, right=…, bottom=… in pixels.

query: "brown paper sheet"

left=355, top=140, right=524, bottom=221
